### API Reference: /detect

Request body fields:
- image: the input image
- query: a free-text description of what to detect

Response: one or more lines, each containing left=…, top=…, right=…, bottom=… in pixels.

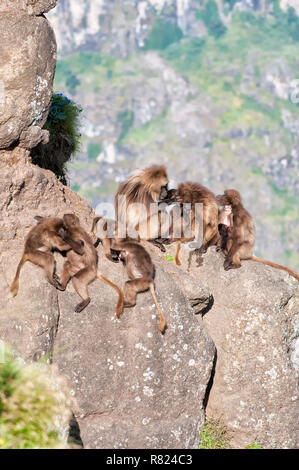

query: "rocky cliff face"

left=0, top=154, right=298, bottom=448
left=0, top=0, right=298, bottom=449
left=48, top=0, right=299, bottom=57
left=0, top=0, right=57, bottom=149
left=48, top=0, right=201, bottom=57
left=0, top=154, right=216, bottom=449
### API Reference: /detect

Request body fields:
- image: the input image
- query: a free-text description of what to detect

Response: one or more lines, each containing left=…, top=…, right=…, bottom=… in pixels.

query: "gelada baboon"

left=58, top=214, right=124, bottom=314
left=91, top=216, right=167, bottom=334
left=10, top=216, right=84, bottom=297
left=115, top=165, right=169, bottom=250
left=217, top=189, right=299, bottom=280
left=164, top=182, right=219, bottom=266
left=217, top=204, right=233, bottom=254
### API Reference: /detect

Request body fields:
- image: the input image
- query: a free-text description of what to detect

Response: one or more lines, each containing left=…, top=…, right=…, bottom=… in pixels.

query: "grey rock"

left=174, top=243, right=299, bottom=449
left=0, top=155, right=215, bottom=449
left=0, top=3, right=57, bottom=149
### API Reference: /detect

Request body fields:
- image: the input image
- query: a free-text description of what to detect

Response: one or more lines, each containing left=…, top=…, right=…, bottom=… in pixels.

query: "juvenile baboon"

left=10, top=216, right=84, bottom=297
left=216, top=204, right=233, bottom=254
left=91, top=216, right=167, bottom=334
left=58, top=214, right=124, bottom=314
left=217, top=189, right=299, bottom=280
left=115, top=165, right=169, bottom=250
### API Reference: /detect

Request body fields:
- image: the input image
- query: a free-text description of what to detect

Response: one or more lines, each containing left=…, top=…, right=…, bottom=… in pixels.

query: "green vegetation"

left=162, top=37, right=205, bottom=69
left=144, top=18, right=183, bottom=50
left=161, top=9, right=298, bottom=153
left=117, top=109, right=135, bottom=145
left=123, top=108, right=169, bottom=147
left=53, top=3, right=299, bottom=269
left=246, top=443, right=263, bottom=449
left=199, top=418, right=231, bottom=449
left=196, top=0, right=227, bottom=38
left=272, top=1, right=299, bottom=41
left=224, top=0, right=238, bottom=10
left=55, top=52, right=103, bottom=94
left=87, top=141, right=103, bottom=160
left=0, top=347, right=72, bottom=449
left=31, top=93, right=82, bottom=185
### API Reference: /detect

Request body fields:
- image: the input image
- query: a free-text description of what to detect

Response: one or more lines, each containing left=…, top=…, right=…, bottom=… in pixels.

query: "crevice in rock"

left=203, top=348, right=217, bottom=412
left=68, top=413, right=84, bottom=448
left=5, top=139, right=20, bottom=151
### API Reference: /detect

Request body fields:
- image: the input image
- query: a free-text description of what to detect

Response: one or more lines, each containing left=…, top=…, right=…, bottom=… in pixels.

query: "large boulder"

left=1, top=154, right=298, bottom=448
left=0, top=1, right=57, bottom=149
left=173, top=244, right=299, bottom=449
left=0, top=154, right=215, bottom=449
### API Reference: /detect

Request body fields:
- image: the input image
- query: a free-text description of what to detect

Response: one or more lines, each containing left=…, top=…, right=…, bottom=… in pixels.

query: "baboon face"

left=149, top=166, right=168, bottom=199
left=217, top=190, right=242, bottom=207
left=224, top=189, right=242, bottom=206
left=216, top=194, right=229, bottom=206
left=63, top=213, right=80, bottom=228
left=163, top=188, right=178, bottom=204
left=159, top=183, right=169, bottom=200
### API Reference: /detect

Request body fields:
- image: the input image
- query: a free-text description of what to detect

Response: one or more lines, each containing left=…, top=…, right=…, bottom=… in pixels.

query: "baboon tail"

left=149, top=282, right=166, bottom=334
left=251, top=256, right=299, bottom=281
left=96, top=270, right=124, bottom=317
left=91, top=216, right=102, bottom=235
left=10, top=254, right=28, bottom=297
left=175, top=241, right=181, bottom=266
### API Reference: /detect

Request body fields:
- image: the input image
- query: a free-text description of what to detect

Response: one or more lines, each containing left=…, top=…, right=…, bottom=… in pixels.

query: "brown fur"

left=216, top=205, right=233, bottom=254
left=169, top=182, right=219, bottom=266
left=57, top=214, right=124, bottom=314
left=115, top=165, right=169, bottom=248
left=91, top=217, right=166, bottom=334
left=10, top=216, right=84, bottom=297
left=217, top=189, right=299, bottom=281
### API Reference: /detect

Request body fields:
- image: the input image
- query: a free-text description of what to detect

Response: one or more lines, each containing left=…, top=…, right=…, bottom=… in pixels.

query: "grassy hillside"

left=53, top=5, right=299, bottom=270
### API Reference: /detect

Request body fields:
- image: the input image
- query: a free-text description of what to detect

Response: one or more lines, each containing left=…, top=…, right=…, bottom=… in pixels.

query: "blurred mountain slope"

left=47, top=0, right=299, bottom=269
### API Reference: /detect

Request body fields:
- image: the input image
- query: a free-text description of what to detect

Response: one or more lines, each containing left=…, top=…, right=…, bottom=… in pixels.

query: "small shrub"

left=199, top=418, right=231, bottom=449
left=31, top=93, right=82, bottom=185
left=0, top=346, right=73, bottom=449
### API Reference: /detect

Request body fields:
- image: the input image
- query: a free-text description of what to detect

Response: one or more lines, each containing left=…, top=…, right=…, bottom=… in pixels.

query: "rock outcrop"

left=1, top=154, right=298, bottom=448
left=0, top=154, right=215, bottom=449
left=0, top=0, right=298, bottom=449
left=169, top=243, right=299, bottom=449
left=0, top=0, right=57, bottom=149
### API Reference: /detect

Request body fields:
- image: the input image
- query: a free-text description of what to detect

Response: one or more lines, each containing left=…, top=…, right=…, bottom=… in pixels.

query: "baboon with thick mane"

left=217, top=189, right=299, bottom=281
left=115, top=165, right=169, bottom=249
left=10, top=215, right=84, bottom=297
